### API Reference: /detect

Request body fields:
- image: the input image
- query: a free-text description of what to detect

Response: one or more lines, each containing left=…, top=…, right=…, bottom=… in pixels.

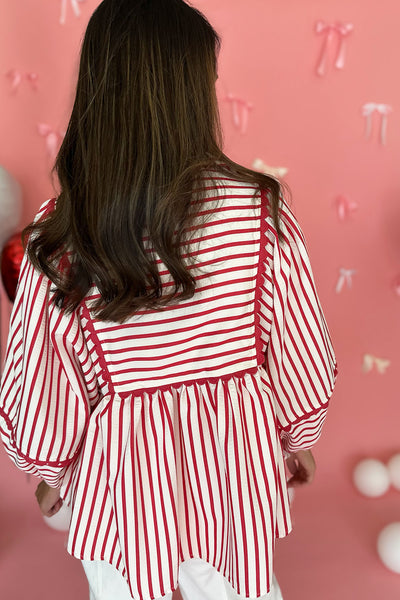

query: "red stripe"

left=193, top=386, right=213, bottom=560
left=185, top=221, right=259, bottom=239
left=280, top=251, right=333, bottom=377
left=223, top=388, right=240, bottom=588
left=70, top=426, right=99, bottom=555
left=177, top=393, right=193, bottom=558
left=158, top=392, right=179, bottom=588
left=143, top=400, right=165, bottom=595
left=136, top=414, right=154, bottom=599
left=85, top=454, right=106, bottom=555
left=114, top=355, right=258, bottom=387
left=19, top=276, right=50, bottom=452
left=105, top=323, right=258, bottom=355
left=102, top=313, right=255, bottom=348
left=95, top=295, right=255, bottom=334
left=107, top=333, right=254, bottom=367
left=43, top=358, right=60, bottom=459
left=100, top=510, right=114, bottom=560
left=178, top=394, right=202, bottom=556
left=203, top=382, right=226, bottom=569
left=183, top=393, right=203, bottom=556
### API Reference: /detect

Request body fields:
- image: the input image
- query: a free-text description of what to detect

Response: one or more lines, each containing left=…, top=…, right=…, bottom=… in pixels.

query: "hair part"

left=24, top=0, right=284, bottom=322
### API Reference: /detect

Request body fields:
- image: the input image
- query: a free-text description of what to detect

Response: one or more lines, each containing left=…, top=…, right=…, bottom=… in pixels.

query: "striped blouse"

left=0, top=175, right=337, bottom=600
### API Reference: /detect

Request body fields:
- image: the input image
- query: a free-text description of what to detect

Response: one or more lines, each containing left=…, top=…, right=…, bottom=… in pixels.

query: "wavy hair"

left=24, top=0, right=283, bottom=322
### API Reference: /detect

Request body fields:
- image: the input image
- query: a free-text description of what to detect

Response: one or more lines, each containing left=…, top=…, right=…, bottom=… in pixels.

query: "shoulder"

left=264, top=194, right=307, bottom=249
left=279, top=200, right=305, bottom=243
left=34, top=197, right=57, bottom=222
left=199, top=170, right=259, bottom=197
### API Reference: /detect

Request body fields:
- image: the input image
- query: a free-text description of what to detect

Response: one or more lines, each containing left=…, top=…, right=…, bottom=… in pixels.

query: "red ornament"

left=1, top=232, right=24, bottom=302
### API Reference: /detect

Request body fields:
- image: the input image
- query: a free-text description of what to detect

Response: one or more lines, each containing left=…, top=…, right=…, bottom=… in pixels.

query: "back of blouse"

left=83, top=174, right=274, bottom=393
left=0, top=173, right=337, bottom=600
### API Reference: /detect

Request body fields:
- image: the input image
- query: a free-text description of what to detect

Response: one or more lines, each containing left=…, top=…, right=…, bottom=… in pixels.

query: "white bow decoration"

left=362, top=103, right=393, bottom=145
left=60, top=0, right=87, bottom=25
left=252, top=159, right=288, bottom=179
left=363, top=354, right=391, bottom=375
left=315, top=21, right=354, bottom=76
left=225, top=94, right=253, bottom=134
left=336, top=268, right=356, bottom=294
left=38, top=124, right=65, bottom=160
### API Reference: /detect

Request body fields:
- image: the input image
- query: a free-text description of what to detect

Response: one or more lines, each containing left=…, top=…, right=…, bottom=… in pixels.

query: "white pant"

left=81, top=558, right=283, bottom=600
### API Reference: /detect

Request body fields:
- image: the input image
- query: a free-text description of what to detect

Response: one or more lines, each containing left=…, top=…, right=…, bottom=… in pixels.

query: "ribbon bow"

left=362, top=354, right=391, bottom=375
left=6, top=69, right=38, bottom=92
left=225, top=94, right=253, bottom=134
left=362, top=103, right=393, bottom=145
left=37, top=124, right=65, bottom=161
left=336, top=268, right=356, bottom=293
left=252, top=159, right=288, bottom=179
left=315, top=21, right=354, bottom=76
left=335, top=195, right=358, bottom=221
left=60, top=0, right=86, bottom=25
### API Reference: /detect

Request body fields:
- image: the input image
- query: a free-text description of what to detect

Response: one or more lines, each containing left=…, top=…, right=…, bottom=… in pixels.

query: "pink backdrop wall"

left=0, top=1, right=399, bottom=599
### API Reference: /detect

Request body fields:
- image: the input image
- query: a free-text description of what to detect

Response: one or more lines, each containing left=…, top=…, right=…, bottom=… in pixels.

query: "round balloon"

left=0, top=165, right=22, bottom=250
left=377, top=523, right=400, bottom=574
left=1, top=232, right=24, bottom=302
left=352, top=458, right=390, bottom=498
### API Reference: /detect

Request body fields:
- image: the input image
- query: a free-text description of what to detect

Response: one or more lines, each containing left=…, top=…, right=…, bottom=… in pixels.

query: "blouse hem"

left=71, top=551, right=279, bottom=600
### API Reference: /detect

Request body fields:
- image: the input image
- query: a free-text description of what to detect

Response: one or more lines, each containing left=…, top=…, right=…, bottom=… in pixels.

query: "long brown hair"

left=24, top=0, right=283, bottom=322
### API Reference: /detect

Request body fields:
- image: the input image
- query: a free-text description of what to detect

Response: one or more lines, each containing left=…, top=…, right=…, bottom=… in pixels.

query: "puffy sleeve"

left=0, top=204, right=99, bottom=487
left=260, top=200, right=338, bottom=453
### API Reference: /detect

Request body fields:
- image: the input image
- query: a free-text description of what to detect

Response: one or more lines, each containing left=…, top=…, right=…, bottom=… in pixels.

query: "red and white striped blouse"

left=0, top=175, right=337, bottom=600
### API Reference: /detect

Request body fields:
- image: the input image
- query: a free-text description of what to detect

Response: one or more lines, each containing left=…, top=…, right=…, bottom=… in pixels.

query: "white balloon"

left=0, top=165, right=22, bottom=250
left=353, top=458, right=390, bottom=498
left=42, top=502, right=72, bottom=532
left=377, top=523, right=400, bottom=574
left=387, top=454, right=400, bottom=491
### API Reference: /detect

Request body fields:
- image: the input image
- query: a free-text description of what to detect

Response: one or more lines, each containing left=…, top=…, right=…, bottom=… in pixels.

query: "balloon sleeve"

left=0, top=202, right=99, bottom=487
left=260, top=200, right=338, bottom=453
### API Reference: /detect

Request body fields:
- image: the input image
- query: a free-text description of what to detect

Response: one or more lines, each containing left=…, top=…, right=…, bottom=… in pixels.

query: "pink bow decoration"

left=60, top=0, right=86, bottom=25
left=225, top=94, right=253, bottom=134
left=315, top=21, right=354, bottom=77
left=37, top=124, right=64, bottom=161
left=5, top=69, right=38, bottom=92
left=26, top=73, right=39, bottom=89
left=362, top=103, right=393, bottom=145
left=336, top=268, right=356, bottom=294
left=252, top=159, right=288, bottom=179
left=362, top=354, right=391, bottom=375
left=335, top=195, right=358, bottom=221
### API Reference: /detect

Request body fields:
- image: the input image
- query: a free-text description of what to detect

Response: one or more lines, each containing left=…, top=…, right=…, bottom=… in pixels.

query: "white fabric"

left=81, top=558, right=283, bottom=600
